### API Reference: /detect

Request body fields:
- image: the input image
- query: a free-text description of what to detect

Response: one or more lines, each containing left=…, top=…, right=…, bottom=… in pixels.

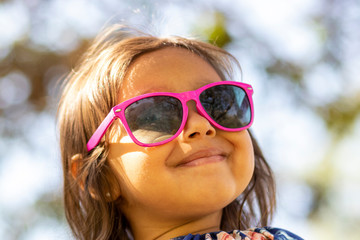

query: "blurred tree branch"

left=0, top=40, right=89, bottom=113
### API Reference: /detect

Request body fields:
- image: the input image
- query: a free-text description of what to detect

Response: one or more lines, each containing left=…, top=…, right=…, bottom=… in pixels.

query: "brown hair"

left=57, top=24, right=276, bottom=240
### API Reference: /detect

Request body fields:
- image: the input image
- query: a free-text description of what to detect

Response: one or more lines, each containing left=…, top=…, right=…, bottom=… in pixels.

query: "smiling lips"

left=177, top=148, right=228, bottom=167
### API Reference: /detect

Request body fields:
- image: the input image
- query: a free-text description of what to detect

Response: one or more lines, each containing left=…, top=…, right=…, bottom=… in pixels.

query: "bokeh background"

left=1, top=0, right=360, bottom=239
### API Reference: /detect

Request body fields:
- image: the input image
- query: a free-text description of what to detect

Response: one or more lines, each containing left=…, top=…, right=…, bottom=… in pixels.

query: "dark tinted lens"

left=124, top=96, right=183, bottom=144
left=199, top=84, right=251, bottom=128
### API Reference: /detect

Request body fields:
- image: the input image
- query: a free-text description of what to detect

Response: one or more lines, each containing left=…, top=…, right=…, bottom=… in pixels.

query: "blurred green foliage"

left=200, top=12, right=232, bottom=48
left=317, top=95, right=360, bottom=138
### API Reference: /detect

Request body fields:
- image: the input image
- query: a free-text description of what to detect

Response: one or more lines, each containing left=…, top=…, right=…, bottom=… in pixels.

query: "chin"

left=182, top=189, right=238, bottom=213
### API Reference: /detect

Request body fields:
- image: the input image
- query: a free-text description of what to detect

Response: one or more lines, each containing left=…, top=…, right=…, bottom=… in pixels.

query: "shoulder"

left=173, top=227, right=304, bottom=240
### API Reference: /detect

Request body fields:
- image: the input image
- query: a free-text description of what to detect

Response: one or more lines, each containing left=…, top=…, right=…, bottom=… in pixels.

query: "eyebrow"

left=139, top=86, right=169, bottom=94
left=140, top=79, right=219, bottom=94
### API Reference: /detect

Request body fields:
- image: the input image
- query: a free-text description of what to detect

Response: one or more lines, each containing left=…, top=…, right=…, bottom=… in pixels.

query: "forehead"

left=119, top=47, right=222, bottom=102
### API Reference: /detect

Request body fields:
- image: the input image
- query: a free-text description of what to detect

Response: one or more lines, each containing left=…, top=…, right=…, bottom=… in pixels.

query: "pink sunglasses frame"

left=87, top=81, right=254, bottom=151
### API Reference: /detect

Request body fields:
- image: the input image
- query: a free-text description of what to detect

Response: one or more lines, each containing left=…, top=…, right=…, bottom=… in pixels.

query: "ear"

left=70, top=153, right=85, bottom=189
left=70, top=153, right=121, bottom=202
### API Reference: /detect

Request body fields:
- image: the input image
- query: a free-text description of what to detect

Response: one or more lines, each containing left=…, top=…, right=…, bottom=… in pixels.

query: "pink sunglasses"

left=87, top=81, right=254, bottom=151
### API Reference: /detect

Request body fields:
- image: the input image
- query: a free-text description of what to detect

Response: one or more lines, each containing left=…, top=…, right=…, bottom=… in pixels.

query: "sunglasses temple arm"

left=86, top=110, right=116, bottom=152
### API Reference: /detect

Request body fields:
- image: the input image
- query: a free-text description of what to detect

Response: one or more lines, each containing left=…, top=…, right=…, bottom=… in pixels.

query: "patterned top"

left=172, top=227, right=303, bottom=240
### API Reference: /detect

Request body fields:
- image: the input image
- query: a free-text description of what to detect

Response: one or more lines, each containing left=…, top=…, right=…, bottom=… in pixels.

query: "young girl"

left=58, top=25, right=303, bottom=240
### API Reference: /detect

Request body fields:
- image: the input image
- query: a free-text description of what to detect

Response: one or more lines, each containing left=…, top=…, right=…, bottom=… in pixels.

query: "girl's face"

left=107, top=47, right=254, bottom=224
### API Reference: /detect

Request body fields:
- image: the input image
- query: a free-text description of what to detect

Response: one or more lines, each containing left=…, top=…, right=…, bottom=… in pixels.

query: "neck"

left=128, top=210, right=222, bottom=240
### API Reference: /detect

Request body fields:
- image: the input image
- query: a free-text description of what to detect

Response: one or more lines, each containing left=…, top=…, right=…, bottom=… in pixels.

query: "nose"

left=181, top=101, right=216, bottom=141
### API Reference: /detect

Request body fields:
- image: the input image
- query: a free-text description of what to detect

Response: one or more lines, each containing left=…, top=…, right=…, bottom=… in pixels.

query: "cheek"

left=107, top=139, right=176, bottom=195
left=227, top=130, right=255, bottom=193
left=108, top=144, right=157, bottom=185
left=111, top=152, right=149, bottom=181
left=108, top=122, right=154, bottom=179
left=107, top=144, right=155, bottom=203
